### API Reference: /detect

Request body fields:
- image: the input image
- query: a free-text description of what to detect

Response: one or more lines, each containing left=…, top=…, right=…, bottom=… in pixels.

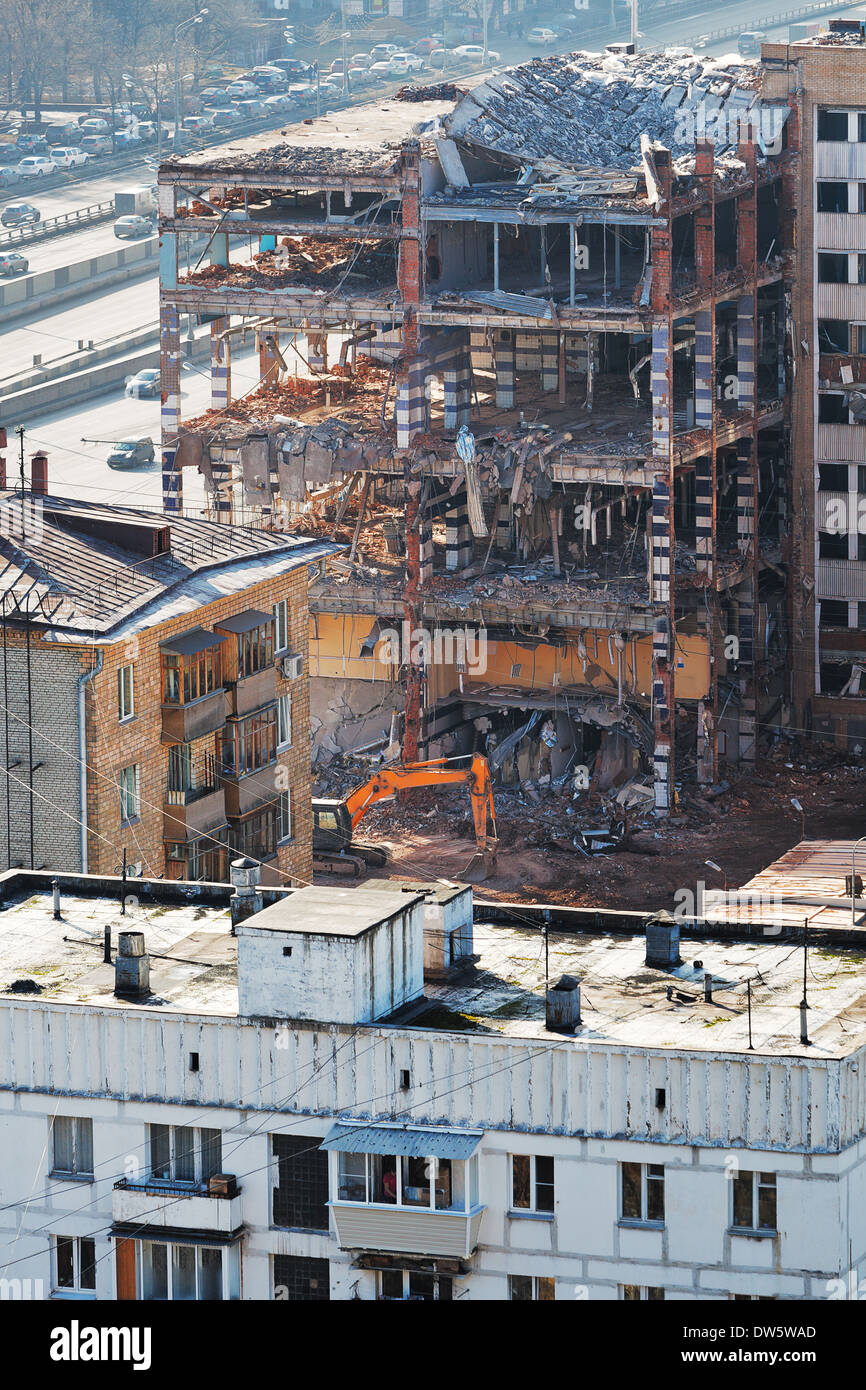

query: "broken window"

left=273, top=1255, right=330, bottom=1301
left=819, top=464, right=849, bottom=490
left=272, top=1134, right=329, bottom=1230
left=818, top=110, right=849, bottom=141
left=818, top=319, right=851, bottom=353
left=731, top=1171, right=777, bottom=1232
left=819, top=530, right=848, bottom=559
left=819, top=393, right=850, bottom=424
left=620, top=1162, right=665, bottom=1223
left=817, top=182, right=849, bottom=214
left=818, top=252, right=849, bottom=284
left=820, top=600, right=849, bottom=628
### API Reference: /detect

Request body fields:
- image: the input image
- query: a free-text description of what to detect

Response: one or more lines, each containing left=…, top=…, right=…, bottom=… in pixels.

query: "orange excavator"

left=312, top=754, right=498, bottom=882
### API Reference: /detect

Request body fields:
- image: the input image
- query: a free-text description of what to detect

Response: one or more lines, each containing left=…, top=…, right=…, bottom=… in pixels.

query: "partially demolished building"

left=157, top=48, right=796, bottom=813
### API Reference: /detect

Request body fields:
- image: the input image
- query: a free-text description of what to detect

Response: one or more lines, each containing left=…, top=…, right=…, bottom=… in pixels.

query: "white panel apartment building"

left=1, top=868, right=865, bottom=1303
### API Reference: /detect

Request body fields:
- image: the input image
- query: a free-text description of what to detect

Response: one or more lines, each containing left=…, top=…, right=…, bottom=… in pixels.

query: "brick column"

left=650, top=148, right=675, bottom=815
left=160, top=301, right=182, bottom=514
left=495, top=330, right=516, bottom=407
left=736, top=436, right=757, bottom=766
left=443, top=337, right=472, bottom=431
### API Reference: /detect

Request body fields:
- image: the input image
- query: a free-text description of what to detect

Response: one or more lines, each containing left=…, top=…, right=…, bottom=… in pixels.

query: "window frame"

left=508, top=1273, right=555, bottom=1301
left=731, top=1169, right=777, bottom=1235
left=218, top=707, right=277, bottom=778
left=139, top=1239, right=238, bottom=1301
left=335, top=1149, right=475, bottom=1214
left=52, top=1234, right=97, bottom=1297
left=621, top=1284, right=665, bottom=1300
left=272, top=598, right=289, bottom=655
left=510, top=1153, right=555, bottom=1216
left=277, top=789, right=292, bottom=845
left=233, top=804, right=278, bottom=862
left=147, top=1124, right=222, bottom=1189
left=379, top=1269, right=453, bottom=1301
left=117, top=663, right=135, bottom=722
left=51, top=1116, right=94, bottom=1180
left=119, top=763, right=140, bottom=824
left=237, top=622, right=274, bottom=680
left=161, top=645, right=222, bottom=706
left=619, top=1161, right=665, bottom=1227
left=276, top=692, right=292, bottom=749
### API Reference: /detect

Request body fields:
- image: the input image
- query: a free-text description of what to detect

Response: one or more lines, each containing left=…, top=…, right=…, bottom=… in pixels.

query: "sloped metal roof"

left=321, top=1121, right=483, bottom=1160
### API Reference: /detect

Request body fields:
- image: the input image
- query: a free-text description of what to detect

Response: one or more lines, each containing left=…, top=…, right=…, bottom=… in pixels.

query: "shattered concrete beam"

left=165, top=217, right=404, bottom=240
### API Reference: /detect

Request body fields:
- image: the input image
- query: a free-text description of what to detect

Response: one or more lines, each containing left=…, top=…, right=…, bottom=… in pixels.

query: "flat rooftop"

left=4, top=878, right=866, bottom=1058
left=240, top=884, right=425, bottom=936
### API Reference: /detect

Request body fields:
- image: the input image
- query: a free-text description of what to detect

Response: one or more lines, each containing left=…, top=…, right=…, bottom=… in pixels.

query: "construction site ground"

left=313, top=741, right=866, bottom=911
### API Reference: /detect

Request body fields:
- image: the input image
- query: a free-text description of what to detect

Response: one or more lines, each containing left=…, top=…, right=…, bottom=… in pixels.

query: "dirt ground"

left=315, top=740, right=866, bottom=910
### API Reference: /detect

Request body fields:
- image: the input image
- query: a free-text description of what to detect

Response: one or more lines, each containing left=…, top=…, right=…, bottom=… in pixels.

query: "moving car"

left=413, top=37, right=443, bottom=55
left=17, top=155, right=56, bottom=178
left=207, top=107, right=242, bottom=127
left=1, top=201, right=40, bottom=227
left=225, top=80, right=258, bottom=98
left=389, top=53, right=425, bottom=74
left=136, top=122, right=158, bottom=143
left=369, top=43, right=399, bottom=62
left=80, top=135, right=112, bottom=156
left=452, top=44, right=500, bottom=62
left=79, top=117, right=110, bottom=134
left=199, top=86, right=227, bottom=102
left=113, top=131, right=141, bottom=150
left=124, top=368, right=161, bottom=399
left=738, top=30, right=766, bottom=56
left=350, top=52, right=371, bottom=67
left=0, top=251, right=29, bottom=276
left=0, top=167, right=21, bottom=188
left=370, top=60, right=395, bottom=77
left=106, top=437, right=155, bottom=469
left=13, top=133, right=49, bottom=153
left=263, top=93, right=294, bottom=112
left=113, top=213, right=154, bottom=239
left=271, top=58, right=314, bottom=80
left=50, top=147, right=89, bottom=169
left=235, top=98, right=268, bottom=120
left=182, top=114, right=213, bottom=132
left=527, top=26, right=558, bottom=44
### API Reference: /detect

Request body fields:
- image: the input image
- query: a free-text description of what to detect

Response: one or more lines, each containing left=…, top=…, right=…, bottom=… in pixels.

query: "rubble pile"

left=182, top=236, right=395, bottom=291
left=395, top=81, right=461, bottom=102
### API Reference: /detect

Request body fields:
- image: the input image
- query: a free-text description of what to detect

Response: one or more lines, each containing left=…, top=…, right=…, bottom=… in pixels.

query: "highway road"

left=1, top=278, right=162, bottom=380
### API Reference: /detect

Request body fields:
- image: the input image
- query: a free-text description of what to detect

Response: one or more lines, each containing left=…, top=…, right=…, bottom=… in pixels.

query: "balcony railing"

left=112, top=1177, right=243, bottom=1234
left=166, top=752, right=218, bottom=804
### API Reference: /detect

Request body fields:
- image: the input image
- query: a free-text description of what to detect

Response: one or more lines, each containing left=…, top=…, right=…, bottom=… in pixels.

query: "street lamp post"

left=174, top=9, right=208, bottom=157
left=851, top=835, right=866, bottom=927
left=341, top=31, right=351, bottom=97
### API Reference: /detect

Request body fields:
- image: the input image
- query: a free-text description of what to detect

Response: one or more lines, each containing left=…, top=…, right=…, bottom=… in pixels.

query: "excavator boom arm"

left=343, top=756, right=497, bottom=853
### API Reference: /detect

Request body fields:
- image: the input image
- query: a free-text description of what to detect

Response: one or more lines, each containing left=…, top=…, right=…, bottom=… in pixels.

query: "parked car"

left=0, top=167, right=21, bottom=188
left=370, top=60, right=395, bottom=77
left=0, top=201, right=40, bottom=227
left=113, top=131, right=141, bottom=150
left=0, top=251, right=29, bottom=276
left=263, top=93, right=294, bottom=112
left=389, top=53, right=425, bottom=74
left=136, top=122, right=158, bottom=143
left=114, top=213, right=154, bottom=239
left=428, top=48, right=447, bottom=68
left=202, top=63, right=225, bottom=80
left=79, top=117, right=110, bottom=134
left=527, top=26, right=558, bottom=45
left=124, top=368, right=161, bottom=399
left=369, top=43, right=399, bottom=62
left=413, top=37, right=443, bottom=55
left=199, top=86, right=227, bottom=102
left=14, top=133, right=49, bottom=153
left=235, top=98, right=268, bottom=120
left=182, top=114, right=213, bottom=132
left=347, top=67, right=375, bottom=89
left=80, top=135, right=113, bottom=156
left=350, top=52, right=372, bottom=68
left=106, top=436, right=155, bottom=469
left=44, top=122, right=80, bottom=145
left=50, top=147, right=89, bottom=169
left=320, top=74, right=345, bottom=93
left=452, top=44, right=500, bottom=62
left=207, top=107, right=242, bottom=127
left=16, top=155, right=56, bottom=179
left=225, top=80, right=258, bottom=98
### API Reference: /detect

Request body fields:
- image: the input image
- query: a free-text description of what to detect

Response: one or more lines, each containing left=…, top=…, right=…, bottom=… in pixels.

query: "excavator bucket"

left=462, top=847, right=497, bottom=884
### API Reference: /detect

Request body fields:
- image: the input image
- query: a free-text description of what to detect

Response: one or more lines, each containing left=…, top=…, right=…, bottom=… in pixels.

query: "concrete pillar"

left=694, top=452, right=713, bottom=579
left=737, top=294, right=756, bottom=414
left=541, top=332, right=558, bottom=392
left=210, top=318, right=231, bottom=413
left=443, top=342, right=472, bottom=431
left=495, top=330, right=515, bottom=408
left=736, top=436, right=757, bottom=767
left=446, top=490, right=473, bottom=571
left=259, top=330, right=280, bottom=388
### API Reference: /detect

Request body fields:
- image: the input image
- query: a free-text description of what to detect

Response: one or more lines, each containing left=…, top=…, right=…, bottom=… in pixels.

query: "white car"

left=225, top=80, right=258, bottom=98
left=389, top=53, right=424, bottom=74
left=453, top=44, right=500, bottom=62
left=79, top=117, right=110, bottom=134
left=51, top=147, right=89, bottom=169
left=263, top=93, right=293, bottom=112
left=527, top=26, right=558, bottom=45
left=369, top=61, right=394, bottom=77
left=17, top=155, right=56, bottom=178
left=350, top=53, right=371, bottom=68
left=369, top=43, right=399, bottom=62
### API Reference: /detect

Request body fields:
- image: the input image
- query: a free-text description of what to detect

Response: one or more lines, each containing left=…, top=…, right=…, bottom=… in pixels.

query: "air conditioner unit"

left=280, top=653, right=303, bottom=680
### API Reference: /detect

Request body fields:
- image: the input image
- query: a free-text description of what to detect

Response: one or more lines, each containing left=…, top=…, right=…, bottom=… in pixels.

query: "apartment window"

left=508, top=1274, right=555, bottom=1301
left=819, top=463, right=849, bottom=491
left=140, top=1241, right=239, bottom=1300
left=272, top=1134, right=329, bottom=1230
left=732, top=1171, right=777, bottom=1233
left=622, top=1285, right=665, bottom=1300
left=819, top=530, right=848, bottom=559
left=819, top=393, right=850, bottom=423
left=818, top=109, right=849, bottom=142
left=218, top=708, right=277, bottom=777
left=161, top=644, right=221, bottom=704
left=117, top=664, right=134, bottom=721
left=511, top=1154, right=555, bottom=1214
left=238, top=621, right=274, bottom=678
left=860, top=183, right=866, bottom=214
left=379, top=1269, right=452, bottom=1301
left=233, top=804, right=278, bottom=861
left=856, top=325, right=866, bottom=356
left=620, top=1162, right=665, bottom=1224
left=165, top=831, right=228, bottom=883
left=817, top=181, right=849, bottom=213
left=733, top=1293, right=777, bottom=1301
left=820, top=600, right=849, bottom=628
left=860, top=113, right=866, bottom=143
left=51, top=1116, right=93, bottom=1178
left=859, top=255, right=866, bottom=285
left=167, top=742, right=194, bottom=794
left=277, top=789, right=292, bottom=844
left=273, top=1255, right=330, bottom=1301
left=858, top=532, right=866, bottom=562
left=148, top=1124, right=222, bottom=1187
left=276, top=692, right=292, bottom=748
left=119, top=764, right=140, bottom=823
left=53, top=1235, right=96, bottom=1296
left=272, top=598, right=289, bottom=654
left=859, top=602, right=866, bottom=631
left=858, top=465, right=866, bottom=494
left=819, top=319, right=851, bottom=354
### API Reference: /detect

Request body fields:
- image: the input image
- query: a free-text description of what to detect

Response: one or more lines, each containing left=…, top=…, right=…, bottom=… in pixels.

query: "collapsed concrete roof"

left=444, top=50, right=778, bottom=175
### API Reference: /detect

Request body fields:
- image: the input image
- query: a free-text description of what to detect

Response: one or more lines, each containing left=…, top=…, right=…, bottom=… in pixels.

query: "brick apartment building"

left=761, top=23, right=866, bottom=751
left=0, top=482, right=334, bottom=884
